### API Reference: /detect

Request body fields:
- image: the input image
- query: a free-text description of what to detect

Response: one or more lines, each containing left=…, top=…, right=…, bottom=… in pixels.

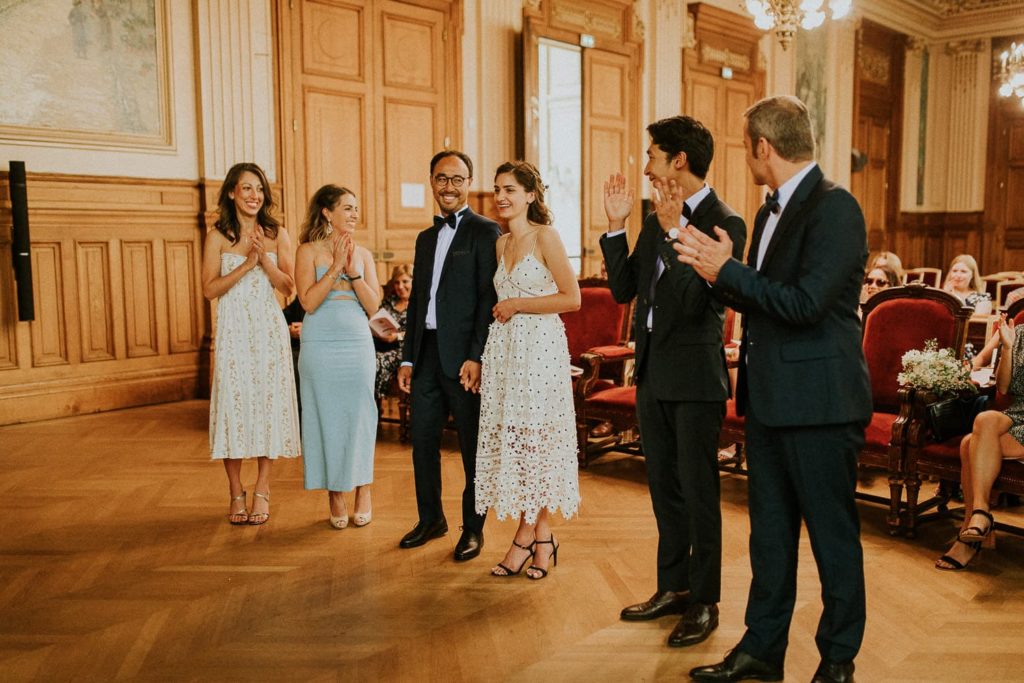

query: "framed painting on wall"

left=0, top=0, right=172, bottom=150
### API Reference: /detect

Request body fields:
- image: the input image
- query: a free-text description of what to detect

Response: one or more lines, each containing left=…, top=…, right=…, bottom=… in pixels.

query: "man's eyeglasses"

left=432, top=174, right=467, bottom=188
left=863, top=277, right=888, bottom=287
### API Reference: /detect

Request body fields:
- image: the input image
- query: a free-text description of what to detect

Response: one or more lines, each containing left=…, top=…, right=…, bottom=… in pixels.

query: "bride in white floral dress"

left=475, top=161, right=581, bottom=580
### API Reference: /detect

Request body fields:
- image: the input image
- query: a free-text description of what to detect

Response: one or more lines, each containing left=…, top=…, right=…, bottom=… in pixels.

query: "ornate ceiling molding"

left=858, top=0, right=1024, bottom=42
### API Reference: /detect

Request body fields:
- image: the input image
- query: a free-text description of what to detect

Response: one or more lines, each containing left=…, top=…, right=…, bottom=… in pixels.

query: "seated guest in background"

left=860, top=264, right=900, bottom=305
left=295, top=184, right=380, bottom=529
left=374, top=264, right=413, bottom=398
left=936, top=317, right=1022, bottom=570
left=869, top=250, right=904, bottom=281
left=943, top=254, right=991, bottom=311
left=283, top=296, right=304, bottom=413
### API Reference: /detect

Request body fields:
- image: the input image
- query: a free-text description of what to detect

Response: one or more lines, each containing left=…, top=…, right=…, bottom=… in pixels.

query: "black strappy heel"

left=959, top=509, right=995, bottom=543
left=935, top=539, right=982, bottom=571
left=491, top=539, right=535, bottom=577
left=527, top=537, right=559, bottom=580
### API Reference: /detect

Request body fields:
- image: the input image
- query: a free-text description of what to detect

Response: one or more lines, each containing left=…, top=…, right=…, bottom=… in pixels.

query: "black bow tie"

left=765, top=190, right=781, bottom=215
left=434, top=213, right=458, bottom=230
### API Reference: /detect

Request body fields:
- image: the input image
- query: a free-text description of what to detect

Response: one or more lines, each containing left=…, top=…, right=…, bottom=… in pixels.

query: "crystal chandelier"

left=743, top=0, right=853, bottom=50
left=997, top=42, right=1024, bottom=109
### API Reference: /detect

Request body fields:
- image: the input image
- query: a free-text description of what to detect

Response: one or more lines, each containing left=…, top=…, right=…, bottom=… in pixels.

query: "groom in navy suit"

left=677, top=95, right=871, bottom=683
left=397, top=150, right=501, bottom=562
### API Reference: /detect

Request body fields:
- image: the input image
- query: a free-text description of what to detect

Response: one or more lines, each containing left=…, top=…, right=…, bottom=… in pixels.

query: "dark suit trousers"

left=409, top=331, right=486, bottom=533
left=636, top=383, right=724, bottom=603
left=738, top=402, right=866, bottom=666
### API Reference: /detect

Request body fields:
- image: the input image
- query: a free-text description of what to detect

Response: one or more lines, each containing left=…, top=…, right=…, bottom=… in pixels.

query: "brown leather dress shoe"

left=811, top=660, right=854, bottom=683
left=620, top=590, right=690, bottom=621
left=689, top=648, right=783, bottom=682
left=668, top=603, right=718, bottom=647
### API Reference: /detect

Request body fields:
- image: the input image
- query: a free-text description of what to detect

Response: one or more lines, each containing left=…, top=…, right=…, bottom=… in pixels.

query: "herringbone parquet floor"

left=1, top=400, right=1023, bottom=682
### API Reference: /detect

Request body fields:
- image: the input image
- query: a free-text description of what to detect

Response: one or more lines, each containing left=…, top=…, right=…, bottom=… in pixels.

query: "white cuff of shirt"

left=605, top=228, right=626, bottom=238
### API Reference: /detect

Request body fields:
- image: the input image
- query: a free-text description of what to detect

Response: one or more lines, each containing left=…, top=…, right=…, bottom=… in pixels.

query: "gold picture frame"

left=0, top=0, right=173, bottom=151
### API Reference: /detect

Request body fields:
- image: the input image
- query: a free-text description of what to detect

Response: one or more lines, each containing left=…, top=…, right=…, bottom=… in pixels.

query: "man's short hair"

left=429, top=150, right=474, bottom=178
left=646, top=116, right=714, bottom=179
left=744, top=95, right=816, bottom=162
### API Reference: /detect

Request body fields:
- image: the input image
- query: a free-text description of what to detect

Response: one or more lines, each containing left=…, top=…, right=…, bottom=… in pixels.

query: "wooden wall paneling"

left=165, top=240, right=199, bottom=353
left=75, top=241, right=115, bottom=362
left=0, top=240, right=17, bottom=370
left=303, top=89, right=368, bottom=199
left=29, top=242, right=69, bottom=367
left=121, top=241, right=160, bottom=358
left=984, top=36, right=1024, bottom=274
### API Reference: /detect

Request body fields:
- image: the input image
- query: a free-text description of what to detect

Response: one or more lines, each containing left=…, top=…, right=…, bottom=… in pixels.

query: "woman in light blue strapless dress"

left=295, top=185, right=381, bottom=529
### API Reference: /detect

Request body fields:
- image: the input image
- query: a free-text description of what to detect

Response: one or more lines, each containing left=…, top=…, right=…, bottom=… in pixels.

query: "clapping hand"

left=243, top=226, right=264, bottom=270
left=603, top=173, right=634, bottom=229
left=999, top=316, right=1016, bottom=348
left=651, top=177, right=685, bottom=235
left=672, top=225, right=733, bottom=284
left=327, top=233, right=347, bottom=277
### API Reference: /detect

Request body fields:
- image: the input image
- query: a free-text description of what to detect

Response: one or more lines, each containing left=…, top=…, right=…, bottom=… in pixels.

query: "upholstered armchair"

left=560, top=278, right=633, bottom=466
left=858, top=284, right=972, bottom=535
left=900, top=301, right=1024, bottom=537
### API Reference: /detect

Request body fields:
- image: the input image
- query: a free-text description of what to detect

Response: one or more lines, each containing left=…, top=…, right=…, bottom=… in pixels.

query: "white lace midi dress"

left=209, top=252, right=301, bottom=460
left=474, top=251, right=580, bottom=523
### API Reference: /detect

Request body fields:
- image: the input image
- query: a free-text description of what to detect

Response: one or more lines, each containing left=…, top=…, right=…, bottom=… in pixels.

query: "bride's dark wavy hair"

left=494, top=160, right=553, bottom=225
left=215, top=162, right=281, bottom=244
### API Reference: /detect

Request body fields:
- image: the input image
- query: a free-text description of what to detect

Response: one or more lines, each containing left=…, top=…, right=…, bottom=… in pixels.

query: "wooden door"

left=683, top=3, right=765, bottom=253
left=582, top=48, right=635, bottom=275
left=281, top=0, right=459, bottom=277
left=984, top=38, right=1024, bottom=275
left=851, top=19, right=904, bottom=253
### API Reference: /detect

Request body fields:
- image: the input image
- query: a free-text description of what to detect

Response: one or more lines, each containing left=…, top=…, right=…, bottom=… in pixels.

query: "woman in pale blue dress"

left=295, top=185, right=381, bottom=528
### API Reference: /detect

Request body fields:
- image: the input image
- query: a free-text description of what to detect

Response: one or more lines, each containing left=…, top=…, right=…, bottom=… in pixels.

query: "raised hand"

left=999, top=317, right=1016, bottom=348
left=651, top=177, right=685, bottom=235
left=603, top=173, right=634, bottom=229
left=327, top=233, right=347, bottom=276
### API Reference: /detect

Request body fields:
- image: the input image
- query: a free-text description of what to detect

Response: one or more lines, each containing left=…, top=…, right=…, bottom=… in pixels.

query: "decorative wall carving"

left=700, top=43, right=753, bottom=72
left=945, top=39, right=986, bottom=54
left=859, top=44, right=892, bottom=85
left=550, top=0, right=624, bottom=40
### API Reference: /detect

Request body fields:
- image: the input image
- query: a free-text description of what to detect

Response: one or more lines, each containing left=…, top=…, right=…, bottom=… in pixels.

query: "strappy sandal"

left=249, top=491, right=270, bottom=525
left=491, top=539, right=535, bottom=577
left=958, top=509, right=994, bottom=542
left=228, top=490, right=248, bottom=525
left=935, top=539, right=982, bottom=571
left=526, top=537, right=559, bottom=580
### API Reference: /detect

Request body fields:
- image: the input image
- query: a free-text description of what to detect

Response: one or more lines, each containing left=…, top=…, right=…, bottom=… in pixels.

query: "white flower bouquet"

left=897, top=339, right=976, bottom=397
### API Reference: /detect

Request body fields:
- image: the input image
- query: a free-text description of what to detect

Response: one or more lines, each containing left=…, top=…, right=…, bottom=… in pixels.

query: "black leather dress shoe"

left=398, top=519, right=448, bottom=548
left=620, top=590, right=691, bottom=621
left=689, top=649, right=784, bottom=682
left=453, top=529, right=483, bottom=561
left=811, top=660, right=855, bottom=683
left=668, top=603, right=719, bottom=647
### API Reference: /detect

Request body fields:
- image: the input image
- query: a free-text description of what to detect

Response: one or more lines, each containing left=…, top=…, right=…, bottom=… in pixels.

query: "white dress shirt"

left=755, top=162, right=817, bottom=271
left=425, top=206, right=467, bottom=330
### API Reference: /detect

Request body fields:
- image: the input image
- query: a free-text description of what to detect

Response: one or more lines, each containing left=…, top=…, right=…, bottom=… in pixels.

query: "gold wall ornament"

left=859, top=44, right=891, bottom=85
left=742, top=0, right=853, bottom=50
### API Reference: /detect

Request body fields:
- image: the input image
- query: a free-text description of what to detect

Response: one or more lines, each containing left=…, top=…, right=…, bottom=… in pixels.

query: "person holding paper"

left=373, top=264, right=413, bottom=398
left=295, top=184, right=381, bottom=529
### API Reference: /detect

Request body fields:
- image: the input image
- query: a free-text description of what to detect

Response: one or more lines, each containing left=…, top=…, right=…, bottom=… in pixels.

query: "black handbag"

left=927, top=393, right=989, bottom=443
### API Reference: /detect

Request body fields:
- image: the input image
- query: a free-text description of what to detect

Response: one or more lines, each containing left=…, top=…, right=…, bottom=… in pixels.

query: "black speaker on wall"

left=9, top=160, right=34, bottom=322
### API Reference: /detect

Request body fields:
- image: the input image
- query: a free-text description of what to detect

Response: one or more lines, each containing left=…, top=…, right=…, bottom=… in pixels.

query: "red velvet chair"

left=560, top=278, right=633, bottom=465
left=900, top=301, right=1024, bottom=536
left=858, top=284, right=972, bottom=535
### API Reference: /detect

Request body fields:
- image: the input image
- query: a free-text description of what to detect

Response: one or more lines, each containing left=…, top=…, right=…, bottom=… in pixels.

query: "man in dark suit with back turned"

left=397, top=150, right=501, bottom=562
left=600, top=115, right=746, bottom=649
left=677, top=95, right=872, bottom=683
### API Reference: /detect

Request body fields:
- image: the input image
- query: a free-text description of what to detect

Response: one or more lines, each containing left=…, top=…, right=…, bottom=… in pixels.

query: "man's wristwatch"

left=348, top=273, right=363, bottom=281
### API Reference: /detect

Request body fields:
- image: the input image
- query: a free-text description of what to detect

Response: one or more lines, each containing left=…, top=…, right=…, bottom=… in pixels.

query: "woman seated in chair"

left=860, top=264, right=900, bottom=305
left=936, top=316, right=1023, bottom=570
left=373, top=264, right=412, bottom=398
left=942, top=254, right=992, bottom=312
left=868, top=250, right=904, bottom=282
